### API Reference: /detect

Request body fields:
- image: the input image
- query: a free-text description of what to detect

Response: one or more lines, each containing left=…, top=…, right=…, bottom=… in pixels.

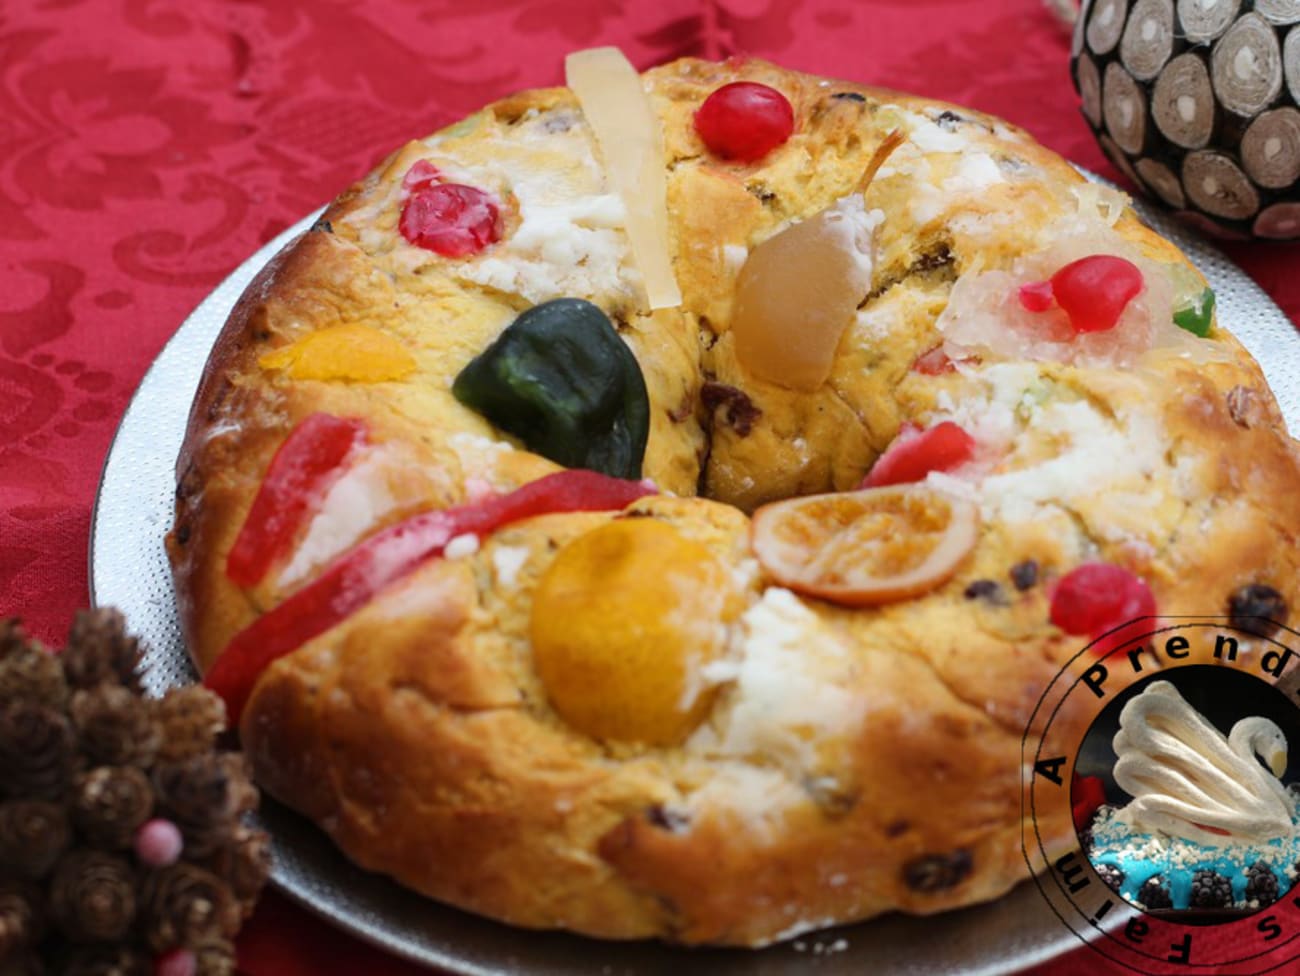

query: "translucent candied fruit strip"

left=259, top=324, right=418, bottom=382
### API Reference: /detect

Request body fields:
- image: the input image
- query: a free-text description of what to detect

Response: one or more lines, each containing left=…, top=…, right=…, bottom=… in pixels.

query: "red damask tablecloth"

left=2, top=1, right=1297, bottom=973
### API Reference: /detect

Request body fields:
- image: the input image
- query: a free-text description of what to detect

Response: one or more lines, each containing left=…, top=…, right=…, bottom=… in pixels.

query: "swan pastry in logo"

left=1025, top=621, right=1300, bottom=974
left=1082, top=681, right=1300, bottom=914
left=1112, top=681, right=1291, bottom=846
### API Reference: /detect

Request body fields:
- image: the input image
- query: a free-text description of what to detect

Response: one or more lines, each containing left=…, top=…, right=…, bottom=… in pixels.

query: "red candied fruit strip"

left=694, top=81, right=795, bottom=163
left=1020, top=255, right=1145, bottom=334
left=1050, top=562, right=1156, bottom=643
left=225, top=413, right=367, bottom=588
left=862, top=421, right=976, bottom=488
left=206, top=469, right=657, bottom=726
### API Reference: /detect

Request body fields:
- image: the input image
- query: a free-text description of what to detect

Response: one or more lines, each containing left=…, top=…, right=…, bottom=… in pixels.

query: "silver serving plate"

left=90, top=180, right=1299, bottom=975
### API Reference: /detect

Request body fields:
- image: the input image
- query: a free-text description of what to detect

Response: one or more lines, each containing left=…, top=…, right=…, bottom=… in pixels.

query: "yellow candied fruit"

left=530, top=518, right=741, bottom=746
left=258, top=324, right=417, bottom=382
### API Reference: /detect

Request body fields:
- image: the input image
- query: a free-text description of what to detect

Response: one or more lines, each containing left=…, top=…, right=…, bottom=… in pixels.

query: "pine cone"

left=203, top=826, right=270, bottom=918
left=70, top=768, right=153, bottom=851
left=151, top=758, right=240, bottom=859
left=152, top=688, right=225, bottom=764
left=0, top=704, right=76, bottom=801
left=48, top=852, right=136, bottom=943
left=54, top=944, right=147, bottom=976
left=0, top=644, right=66, bottom=713
left=0, top=952, right=43, bottom=976
left=61, top=611, right=142, bottom=695
left=69, top=688, right=159, bottom=769
left=0, top=881, right=42, bottom=960
left=0, top=801, right=71, bottom=880
left=0, top=620, right=32, bottom=663
left=193, top=938, right=237, bottom=976
left=217, top=755, right=257, bottom=819
left=140, top=864, right=237, bottom=953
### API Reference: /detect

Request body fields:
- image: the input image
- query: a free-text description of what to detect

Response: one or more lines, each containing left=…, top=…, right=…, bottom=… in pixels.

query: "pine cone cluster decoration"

left=1071, top=0, right=1300, bottom=240
left=0, top=612, right=271, bottom=976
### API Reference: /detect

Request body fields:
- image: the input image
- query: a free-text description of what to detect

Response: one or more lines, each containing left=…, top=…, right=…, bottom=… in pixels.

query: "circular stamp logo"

left=1023, top=617, right=1300, bottom=975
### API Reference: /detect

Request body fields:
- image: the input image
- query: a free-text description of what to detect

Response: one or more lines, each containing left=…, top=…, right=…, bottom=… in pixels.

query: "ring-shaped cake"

left=167, top=52, right=1300, bottom=946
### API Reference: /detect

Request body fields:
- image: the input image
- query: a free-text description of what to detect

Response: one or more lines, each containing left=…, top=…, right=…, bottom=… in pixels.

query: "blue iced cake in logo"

left=1082, top=681, right=1299, bottom=911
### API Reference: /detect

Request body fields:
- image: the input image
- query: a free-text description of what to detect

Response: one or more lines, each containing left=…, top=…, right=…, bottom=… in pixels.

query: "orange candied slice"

left=258, top=324, right=417, bottom=382
left=750, top=484, right=979, bottom=606
left=530, top=519, right=740, bottom=746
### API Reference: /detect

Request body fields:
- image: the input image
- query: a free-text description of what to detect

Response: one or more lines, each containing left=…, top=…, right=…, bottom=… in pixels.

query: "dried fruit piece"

left=451, top=299, right=650, bottom=479
left=1021, top=255, right=1145, bottom=334
left=399, top=168, right=501, bottom=258
left=1227, top=583, right=1288, bottom=638
left=1050, top=562, right=1156, bottom=639
left=225, top=413, right=367, bottom=588
left=693, top=81, right=795, bottom=162
left=1172, top=286, right=1215, bottom=338
left=531, top=520, right=739, bottom=745
left=258, top=324, right=418, bottom=383
left=862, top=421, right=976, bottom=488
left=207, top=471, right=656, bottom=725
left=730, top=132, right=901, bottom=391
left=565, top=47, right=680, bottom=309
left=750, top=485, right=979, bottom=607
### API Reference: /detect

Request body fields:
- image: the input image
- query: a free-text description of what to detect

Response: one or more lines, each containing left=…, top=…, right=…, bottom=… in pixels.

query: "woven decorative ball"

left=1070, top=0, right=1300, bottom=240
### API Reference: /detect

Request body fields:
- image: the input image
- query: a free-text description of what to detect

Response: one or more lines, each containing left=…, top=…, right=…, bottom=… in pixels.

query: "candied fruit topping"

left=694, top=81, right=795, bottom=162
left=209, top=471, right=656, bottom=725
left=1050, top=562, right=1156, bottom=638
left=862, top=421, right=976, bottom=488
left=1017, top=280, right=1055, bottom=312
left=226, top=413, right=367, bottom=588
left=258, top=324, right=418, bottom=382
left=530, top=519, right=740, bottom=745
left=1227, top=583, right=1287, bottom=638
left=1021, top=255, right=1144, bottom=335
left=398, top=160, right=501, bottom=258
left=750, top=484, right=979, bottom=607
left=911, top=346, right=957, bottom=375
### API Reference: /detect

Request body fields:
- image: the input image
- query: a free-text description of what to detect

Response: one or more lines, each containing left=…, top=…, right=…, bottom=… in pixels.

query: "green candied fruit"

left=1173, top=287, right=1215, bottom=338
left=452, top=298, right=650, bottom=479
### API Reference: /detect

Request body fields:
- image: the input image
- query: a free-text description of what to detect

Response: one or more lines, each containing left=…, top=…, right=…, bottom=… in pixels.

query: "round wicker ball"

left=1071, top=0, right=1300, bottom=240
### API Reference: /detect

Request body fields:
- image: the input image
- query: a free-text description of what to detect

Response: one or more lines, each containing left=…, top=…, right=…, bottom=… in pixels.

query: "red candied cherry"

left=401, top=158, right=441, bottom=196
left=694, top=82, right=795, bottom=162
left=400, top=181, right=502, bottom=258
left=1020, top=255, right=1144, bottom=334
left=1050, top=562, right=1155, bottom=638
left=862, top=421, right=976, bottom=488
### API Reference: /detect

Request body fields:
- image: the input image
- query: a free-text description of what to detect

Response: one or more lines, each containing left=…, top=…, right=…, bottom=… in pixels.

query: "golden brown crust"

left=167, top=56, right=1300, bottom=946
